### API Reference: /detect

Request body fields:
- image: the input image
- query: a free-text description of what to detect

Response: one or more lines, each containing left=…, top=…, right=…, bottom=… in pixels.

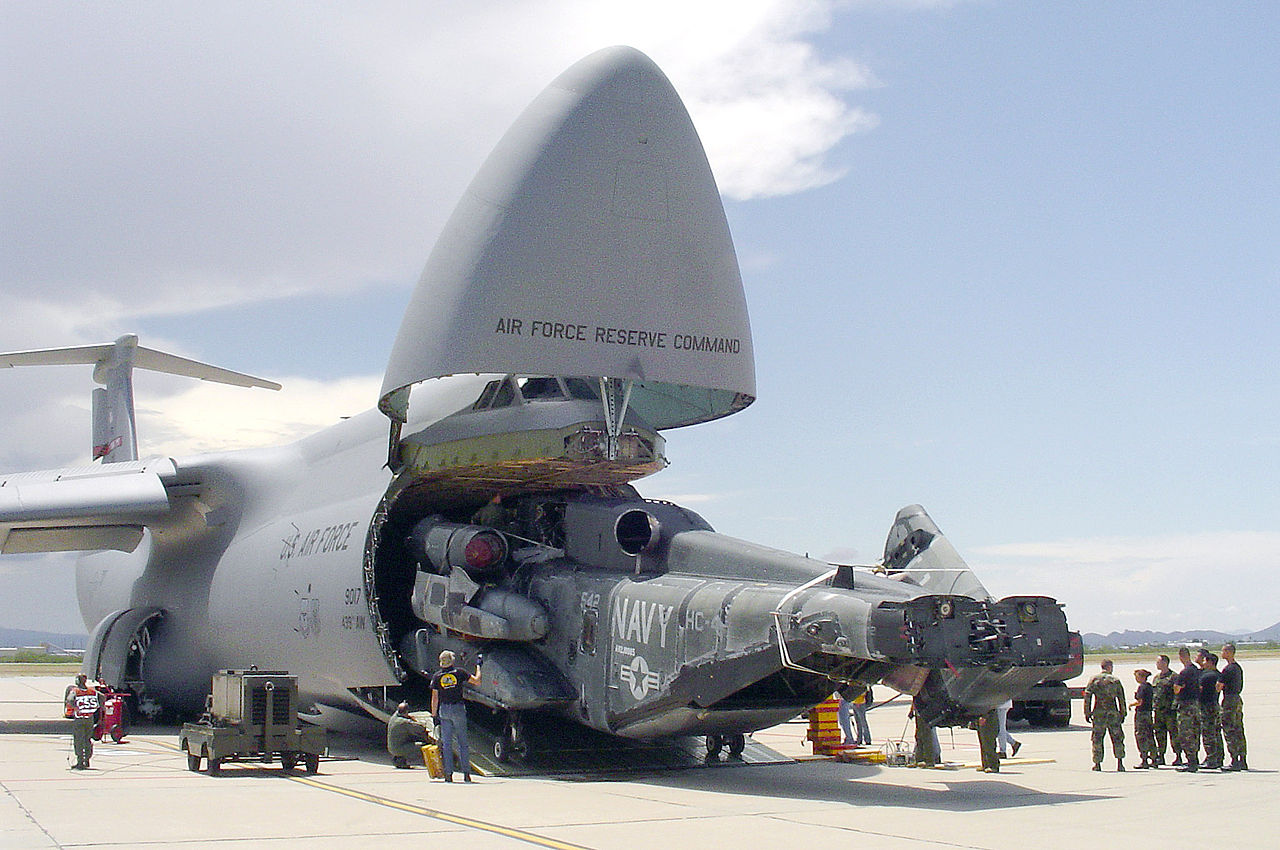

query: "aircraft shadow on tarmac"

left=317, top=715, right=789, bottom=777
left=636, top=763, right=1114, bottom=812
left=232, top=726, right=1117, bottom=814
left=0, top=719, right=77, bottom=734
left=265, top=713, right=1123, bottom=814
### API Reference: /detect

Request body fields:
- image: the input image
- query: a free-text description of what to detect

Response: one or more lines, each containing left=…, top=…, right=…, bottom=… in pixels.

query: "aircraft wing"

left=0, top=457, right=179, bottom=554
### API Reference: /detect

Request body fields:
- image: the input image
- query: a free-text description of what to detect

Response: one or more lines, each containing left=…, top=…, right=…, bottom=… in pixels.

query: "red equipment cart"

left=93, top=686, right=128, bottom=743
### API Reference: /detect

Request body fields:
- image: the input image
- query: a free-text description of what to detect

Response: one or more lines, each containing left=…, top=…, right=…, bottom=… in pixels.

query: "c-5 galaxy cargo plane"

left=0, top=47, right=1070, bottom=761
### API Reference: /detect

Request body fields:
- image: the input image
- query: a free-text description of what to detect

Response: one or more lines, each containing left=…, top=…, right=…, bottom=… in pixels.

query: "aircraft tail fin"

left=0, top=334, right=280, bottom=463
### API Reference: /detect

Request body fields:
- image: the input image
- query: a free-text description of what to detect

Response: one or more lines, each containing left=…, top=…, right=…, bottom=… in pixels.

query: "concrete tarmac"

left=2, top=656, right=1274, bottom=849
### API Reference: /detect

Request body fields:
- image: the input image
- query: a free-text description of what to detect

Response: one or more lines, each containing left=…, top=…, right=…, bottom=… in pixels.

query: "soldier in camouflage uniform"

left=1218, top=643, right=1247, bottom=770
left=1173, top=646, right=1201, bottom=772
left=1084, top=658, right=1126, bottom=771
left=1196, top=649, right=1224, bottom=770
left=1130, top=669, right=1156, bottom=768
left=1150, top=654, right=1177, bottom=766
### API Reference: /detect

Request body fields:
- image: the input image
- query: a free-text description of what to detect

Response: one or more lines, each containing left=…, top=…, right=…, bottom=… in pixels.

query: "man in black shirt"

left=430, top=649, right=482, bottom=783
left=1172, top=646, right=1201, bottom=771
left=1218, top=643, right=1247, bottom=770
left=1196, top=650, right=1223, bottom=770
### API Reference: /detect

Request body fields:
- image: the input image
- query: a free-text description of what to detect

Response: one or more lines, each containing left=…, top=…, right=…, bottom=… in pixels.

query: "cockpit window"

left=563, top=378, right=599, bottom=400
left=472, top=380, right=502, bottom=410
left=518, top=377, right=565, bottom=401
left=490, top=379, right=516, bottom=408
left=474, top=376, right=598, bottom=409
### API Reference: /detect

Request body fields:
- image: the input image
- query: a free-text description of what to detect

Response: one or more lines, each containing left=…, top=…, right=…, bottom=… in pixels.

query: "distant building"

left=0, top=643, right=84, bottom=660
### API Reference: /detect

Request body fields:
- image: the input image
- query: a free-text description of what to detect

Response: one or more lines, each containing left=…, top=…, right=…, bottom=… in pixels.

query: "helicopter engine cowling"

left=407, top=517, right=509, bottom=581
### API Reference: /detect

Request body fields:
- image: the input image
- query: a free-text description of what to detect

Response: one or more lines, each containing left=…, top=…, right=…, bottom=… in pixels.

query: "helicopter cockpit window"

left=517, top=376, right=565, bottom=401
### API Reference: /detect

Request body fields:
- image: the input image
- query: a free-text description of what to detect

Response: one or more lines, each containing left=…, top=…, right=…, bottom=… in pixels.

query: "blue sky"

left=2, top=1, right=1277, bottom=635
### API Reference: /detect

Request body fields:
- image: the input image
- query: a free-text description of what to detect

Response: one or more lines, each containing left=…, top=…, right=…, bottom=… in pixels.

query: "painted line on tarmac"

left=287, top=774, right=593, bottom=850
left=154, top=737, right=591, bottom=849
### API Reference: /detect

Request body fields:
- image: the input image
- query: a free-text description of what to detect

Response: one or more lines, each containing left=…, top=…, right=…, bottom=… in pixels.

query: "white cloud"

left=737, top=248, right=784, bottom=274
left=971, top=532, right=1280, bottom=635
left=134, top=375, right=382, bottom=457
left=559, top=0, right=880, bottom=199
left=820, top=546, right=869, bottom=564
left=2, top=2, right=876, bottom=457
left=0, top=2, right=881, bottom=632
left=3, top=1, right=874, bottom=316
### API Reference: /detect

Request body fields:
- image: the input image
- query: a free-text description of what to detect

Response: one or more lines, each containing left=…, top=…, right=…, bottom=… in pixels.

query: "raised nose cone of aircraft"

left=381, top=46, right=755, bottom=432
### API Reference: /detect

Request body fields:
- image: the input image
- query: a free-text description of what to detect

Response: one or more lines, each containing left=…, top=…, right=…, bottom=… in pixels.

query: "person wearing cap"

left=386, top=702, right=432, bottom=769
left=431, top=650, right=482, bottom=782
left=1130, top=669, right=1156, bottom=769
left=64, top=673, right=99, bottom=770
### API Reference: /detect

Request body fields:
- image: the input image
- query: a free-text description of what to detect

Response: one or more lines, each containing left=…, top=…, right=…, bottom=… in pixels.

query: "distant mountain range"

left=1082, top=620, right=1280, bottom=648
left=0, top=627, right=89, bottom=650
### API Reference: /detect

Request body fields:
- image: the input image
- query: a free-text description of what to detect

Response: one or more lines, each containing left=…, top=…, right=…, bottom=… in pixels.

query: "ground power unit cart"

left=180, top=669, right=326, bottom=776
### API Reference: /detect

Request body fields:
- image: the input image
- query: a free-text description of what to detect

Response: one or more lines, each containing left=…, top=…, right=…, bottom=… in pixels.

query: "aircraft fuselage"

left=75, top=384, right=1069, bottom=742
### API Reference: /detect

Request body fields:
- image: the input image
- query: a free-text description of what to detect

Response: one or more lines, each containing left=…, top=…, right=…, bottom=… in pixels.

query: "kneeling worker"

left=386, top=702, right=432, bottom=769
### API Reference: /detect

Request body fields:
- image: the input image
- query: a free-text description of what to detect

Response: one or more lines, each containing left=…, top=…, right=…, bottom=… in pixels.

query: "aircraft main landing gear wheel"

left=495, top=713, right=529, bottom=763
left=207, top=756, right=221, bottom=776
left=186, top=751, right=200, bottom=772
left=727, top=733, right=746, bottom=758
left=304, top=753, right=320, bottom=774
left=280, top=752, right=297, bottom=771
left=705, top=734, right=725, bottom=758
left=494, top=734, right=528, bottom=763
